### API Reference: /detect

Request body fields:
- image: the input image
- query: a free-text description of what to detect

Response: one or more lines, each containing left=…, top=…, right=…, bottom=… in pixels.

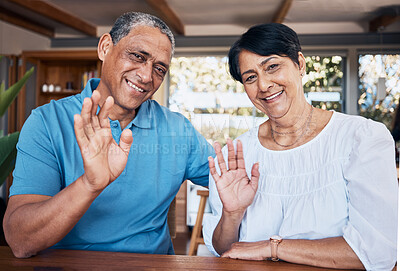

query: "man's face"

left=98, top=25, right=172, bottom=115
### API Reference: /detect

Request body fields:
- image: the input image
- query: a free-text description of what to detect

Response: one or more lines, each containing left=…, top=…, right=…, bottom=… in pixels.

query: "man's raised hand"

left=74, top=90, right=133, bottom=193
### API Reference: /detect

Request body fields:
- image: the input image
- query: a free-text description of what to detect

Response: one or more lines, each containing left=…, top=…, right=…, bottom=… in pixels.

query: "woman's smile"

left=261, top=90, right=284, bottom=102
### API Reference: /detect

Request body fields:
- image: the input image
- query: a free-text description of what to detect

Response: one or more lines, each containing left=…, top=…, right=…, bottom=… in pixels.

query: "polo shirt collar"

left=80, top=78, right=152, bottom=129
left=132, top=100, right=152, bottom=129
left=80, top=78, right=100, bottom=101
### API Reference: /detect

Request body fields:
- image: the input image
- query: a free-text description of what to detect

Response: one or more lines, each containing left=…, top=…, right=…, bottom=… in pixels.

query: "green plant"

left=0, top=56, right=34, bottom=186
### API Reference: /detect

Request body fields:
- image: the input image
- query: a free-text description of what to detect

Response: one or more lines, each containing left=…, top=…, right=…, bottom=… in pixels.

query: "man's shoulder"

left=24, top=93, right=82, bottom=135
left=33, top=93, right=82, bottom=118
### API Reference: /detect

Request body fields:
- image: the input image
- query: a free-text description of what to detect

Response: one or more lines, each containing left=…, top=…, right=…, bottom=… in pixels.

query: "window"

left=358, top=54, right=400, bottom=129
left=168, top=56, right=266, bottom=144
left=303, top=55, right=344, bottom=112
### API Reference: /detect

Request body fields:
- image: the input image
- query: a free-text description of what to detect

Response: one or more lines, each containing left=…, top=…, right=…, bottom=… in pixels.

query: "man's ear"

left=98, top=33, right=113, bottom=61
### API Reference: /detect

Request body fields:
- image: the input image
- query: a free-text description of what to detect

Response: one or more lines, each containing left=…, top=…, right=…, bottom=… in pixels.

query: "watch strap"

left=270, top=236, right=282, bottom=261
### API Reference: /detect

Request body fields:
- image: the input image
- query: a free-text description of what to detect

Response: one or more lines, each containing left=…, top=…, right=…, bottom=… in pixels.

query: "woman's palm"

left=209, top=139, right=259, bottom=214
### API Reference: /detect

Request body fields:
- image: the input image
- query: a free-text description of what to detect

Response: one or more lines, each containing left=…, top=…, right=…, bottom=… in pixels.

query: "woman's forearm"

left=278, top=237, right=364, bottom=269
left=212, top=209, right=245, bottom=255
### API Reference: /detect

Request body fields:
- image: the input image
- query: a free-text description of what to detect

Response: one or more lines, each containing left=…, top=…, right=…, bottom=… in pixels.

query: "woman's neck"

left=269, top=102, right=312, bottom=133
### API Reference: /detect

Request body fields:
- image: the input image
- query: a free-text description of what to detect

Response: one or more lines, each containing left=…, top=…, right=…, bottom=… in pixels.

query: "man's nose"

left=137, top=62, right=153, bottom=84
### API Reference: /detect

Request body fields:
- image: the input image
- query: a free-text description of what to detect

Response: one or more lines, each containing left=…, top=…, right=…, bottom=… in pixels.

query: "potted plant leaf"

left=0, top=55, right=34, bottom=187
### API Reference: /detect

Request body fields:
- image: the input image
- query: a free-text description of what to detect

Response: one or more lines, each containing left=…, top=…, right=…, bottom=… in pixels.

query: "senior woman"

left=202, top=23, right=398, bottom=270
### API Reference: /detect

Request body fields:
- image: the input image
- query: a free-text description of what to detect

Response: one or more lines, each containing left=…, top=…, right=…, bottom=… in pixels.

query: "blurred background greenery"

left=168, top=54, right=400, bottom=144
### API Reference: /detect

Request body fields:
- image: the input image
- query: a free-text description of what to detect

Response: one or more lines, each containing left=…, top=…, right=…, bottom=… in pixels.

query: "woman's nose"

left=258, top=76, right=274, bottom=92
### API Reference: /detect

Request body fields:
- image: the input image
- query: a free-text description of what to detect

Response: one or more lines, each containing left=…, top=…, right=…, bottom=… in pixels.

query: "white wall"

left=0, top=21, right=50, bottom=55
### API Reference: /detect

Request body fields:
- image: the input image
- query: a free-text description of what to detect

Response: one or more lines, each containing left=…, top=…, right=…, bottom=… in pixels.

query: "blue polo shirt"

left=11, top=78, right=214, bottom=254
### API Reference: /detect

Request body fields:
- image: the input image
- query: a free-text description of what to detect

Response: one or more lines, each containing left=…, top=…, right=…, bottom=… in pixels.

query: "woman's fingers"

left=214, top=142, right=228, bottom=173
left=236, top=140, right=245, bottom=169
left=227, top=138, right=237, bottom=170
left=208, top=156, right=220, bottom=183
left=250, top=162, right=260, bottom=191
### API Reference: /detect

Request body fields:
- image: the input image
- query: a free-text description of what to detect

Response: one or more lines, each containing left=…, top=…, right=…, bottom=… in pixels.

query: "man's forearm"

left=3, top=175, right=102, bottom=258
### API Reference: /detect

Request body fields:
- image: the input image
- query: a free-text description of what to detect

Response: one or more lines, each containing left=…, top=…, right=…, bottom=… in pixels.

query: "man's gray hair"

left=109, top=12, right=175, bottom=54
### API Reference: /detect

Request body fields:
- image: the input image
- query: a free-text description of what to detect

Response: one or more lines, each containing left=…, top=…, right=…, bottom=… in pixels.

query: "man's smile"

left=126, top=79, right=145, bottom=93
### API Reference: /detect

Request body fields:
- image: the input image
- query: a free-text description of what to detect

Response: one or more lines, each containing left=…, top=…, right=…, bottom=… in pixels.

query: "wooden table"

left=0, top=246, right=365, bottom=271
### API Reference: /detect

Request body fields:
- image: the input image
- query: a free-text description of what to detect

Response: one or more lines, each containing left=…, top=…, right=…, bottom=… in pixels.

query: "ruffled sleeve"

left=343, top=118, right=398, bottom=270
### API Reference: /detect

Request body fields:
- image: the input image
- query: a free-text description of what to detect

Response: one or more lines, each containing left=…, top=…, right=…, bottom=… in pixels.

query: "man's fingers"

left=119, top=129, right=133, bottom=154
left=90, top=91, right=101, bottom=129
left=91, top=91, right=101, bottom=114
left=98, top=96, right=113, bottom=128
left=81, top=98, right=95, bottom=138
left=74, top=114, right=89, bottom=150
left=214, top=142, right=227, bottom=173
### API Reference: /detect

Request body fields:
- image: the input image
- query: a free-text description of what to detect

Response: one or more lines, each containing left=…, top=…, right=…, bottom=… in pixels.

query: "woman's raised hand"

left=74, top=90, right=133, bottom=193
left=208, top=139, right=259, bottom=215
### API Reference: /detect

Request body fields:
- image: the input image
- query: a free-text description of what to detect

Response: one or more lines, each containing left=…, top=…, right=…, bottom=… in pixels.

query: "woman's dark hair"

left=228, top=23, right=302, bottom=83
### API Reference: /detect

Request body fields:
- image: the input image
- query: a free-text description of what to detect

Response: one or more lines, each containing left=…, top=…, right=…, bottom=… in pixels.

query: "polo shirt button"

left=111, top=123, right=118, bottom=128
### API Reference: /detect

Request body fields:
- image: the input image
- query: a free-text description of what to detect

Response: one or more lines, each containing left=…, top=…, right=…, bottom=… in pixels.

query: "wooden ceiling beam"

left=5, top=0, right=97, bottom=37
left=0, top=6, right=54, bottom=37
left=146, top=0, right=184, bottom=35
left=369, top=14, right=400, bottom=32
left=272, top=0, right=293, bottom=24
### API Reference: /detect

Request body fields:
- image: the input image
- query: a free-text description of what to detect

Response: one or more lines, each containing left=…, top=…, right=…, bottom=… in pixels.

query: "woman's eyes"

left=267, top=63, right=279, bottom=71
left=244, top=63, right=280, bottom=82
left=244, top=75, right=256, bottom=82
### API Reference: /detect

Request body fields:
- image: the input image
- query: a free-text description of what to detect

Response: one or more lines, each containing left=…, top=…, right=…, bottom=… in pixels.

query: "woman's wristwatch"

left=269, top=235, right=283, bottom=261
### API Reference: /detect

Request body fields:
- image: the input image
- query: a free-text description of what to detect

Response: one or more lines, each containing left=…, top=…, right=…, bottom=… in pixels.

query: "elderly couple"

left=3, top=12, right=397, bottom=270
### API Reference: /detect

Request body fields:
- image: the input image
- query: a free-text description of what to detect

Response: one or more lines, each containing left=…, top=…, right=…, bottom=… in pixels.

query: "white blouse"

left=203, top=112, right=398, bottom=270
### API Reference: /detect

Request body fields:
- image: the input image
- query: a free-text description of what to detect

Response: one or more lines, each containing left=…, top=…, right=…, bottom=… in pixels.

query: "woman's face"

left=238, top=49, right=306, bottom=121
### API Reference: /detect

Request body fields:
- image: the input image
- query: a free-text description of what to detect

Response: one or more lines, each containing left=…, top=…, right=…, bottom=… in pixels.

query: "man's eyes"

left=154, top=66, right=167, bottom=77
left=131, top=53, right=144, bottom=61
left=128, top=51, right=167, bottom=77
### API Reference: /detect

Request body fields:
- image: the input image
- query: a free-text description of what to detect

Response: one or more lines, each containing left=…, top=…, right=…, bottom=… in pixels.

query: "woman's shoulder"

left=330, top=111, right=393, bottom=144
left=332, top=111, right=387, bottom=130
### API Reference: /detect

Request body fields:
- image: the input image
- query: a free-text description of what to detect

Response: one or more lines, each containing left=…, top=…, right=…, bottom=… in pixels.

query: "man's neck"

left=108, top=106, right=137, bottom=130
left=94, top=82, right=137, bottom=130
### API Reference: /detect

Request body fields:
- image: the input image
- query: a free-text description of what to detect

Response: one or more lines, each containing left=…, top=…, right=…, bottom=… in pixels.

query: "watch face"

left=270, top=235, right=282, bottom=241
